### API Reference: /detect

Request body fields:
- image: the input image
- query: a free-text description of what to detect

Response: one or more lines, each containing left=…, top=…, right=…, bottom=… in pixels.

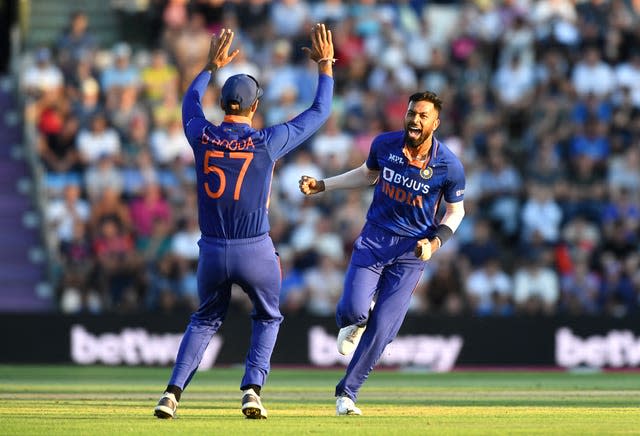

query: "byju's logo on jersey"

left=382, top=168, right=430, bottom=194
left=380, top=167, right=429, bottom=208
left=388, top=153, right=404, bottom=164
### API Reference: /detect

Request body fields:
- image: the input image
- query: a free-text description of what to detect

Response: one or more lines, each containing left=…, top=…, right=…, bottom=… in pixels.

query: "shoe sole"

left=154, top=406, right=175, bottom=419
left=242, top=402, right=267, bottom=419
left=337, top=327, right=365, bottom=355
left=337, top=410, right=362, bottom=416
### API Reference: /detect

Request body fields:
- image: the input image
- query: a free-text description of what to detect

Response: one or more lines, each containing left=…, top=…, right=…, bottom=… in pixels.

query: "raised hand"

left=299, top=175, right=325, bottom=195
left=301, top=23, right=334, bottom=63
left=206, top=28, right=240, bottom=71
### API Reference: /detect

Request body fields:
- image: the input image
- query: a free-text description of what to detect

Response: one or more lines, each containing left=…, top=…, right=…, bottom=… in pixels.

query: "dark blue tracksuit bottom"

left=335, top=222, right=424, bottom=401
left=168, top=233, right=283, bottom=391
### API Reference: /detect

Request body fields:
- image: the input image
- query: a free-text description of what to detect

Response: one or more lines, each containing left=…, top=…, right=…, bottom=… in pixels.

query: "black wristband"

left=435, top=224, right=453, bottom=246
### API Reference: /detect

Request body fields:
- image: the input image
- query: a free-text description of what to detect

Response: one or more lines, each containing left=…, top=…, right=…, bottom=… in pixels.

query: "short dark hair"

left=224, top=102, right=253, bottom=116
left=408, top=91, right=443, bottom=113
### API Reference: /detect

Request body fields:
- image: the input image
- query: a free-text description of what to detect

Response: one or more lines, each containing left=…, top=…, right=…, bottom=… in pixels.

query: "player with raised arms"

left=299, top=91, right=465, bottom=415
left=154, top=24, right=335, bottom=420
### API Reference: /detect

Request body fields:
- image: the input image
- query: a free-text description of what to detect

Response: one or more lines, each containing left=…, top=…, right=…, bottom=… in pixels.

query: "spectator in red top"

left=129, top=183, right=172, bottom=239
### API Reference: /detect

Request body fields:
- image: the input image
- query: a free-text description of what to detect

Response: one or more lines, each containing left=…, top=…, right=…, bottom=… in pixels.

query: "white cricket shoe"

left=336, top=396, right=362, bottom=416
left=241, top=388, right=268, bottom=419
left=154, top=392, right=178, bottom=419
left=337, top=324, right=366, bottom=355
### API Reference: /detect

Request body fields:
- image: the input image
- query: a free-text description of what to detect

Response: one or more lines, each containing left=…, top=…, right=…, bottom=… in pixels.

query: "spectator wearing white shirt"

left=520, top=183, right=563, bottom=243
left=149, top=116, right=193, bottom=166
left=214, top=49, right=261, bottom=90
left=46, top=183, right=90, bottom=249
left=571, top=46, right=616, bottom=98
left=493, top=54, right=535, bottom=107
left=21, top=47, right=64, bottom=98
left=615, top=51, right=640, bottom=108
left=76, top=112, right=121, bottom=165
left=311, top=114, right=352, bottom=170
left=513, top=251, right=560, bottom=315
left=171, top=214, right=200, bottom=262
left=278, top=150, right=323, bottom=206
left=465, top=257, right=513, bottom=316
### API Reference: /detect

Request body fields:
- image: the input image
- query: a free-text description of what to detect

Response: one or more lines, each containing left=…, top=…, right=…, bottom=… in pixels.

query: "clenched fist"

left=414, top=238, right=441, bottom=261
left=299, top=175, right=325, bottom=195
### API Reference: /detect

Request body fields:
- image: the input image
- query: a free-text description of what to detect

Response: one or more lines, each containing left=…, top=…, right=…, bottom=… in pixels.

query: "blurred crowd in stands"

left=21, top=0, right=640, bottom=317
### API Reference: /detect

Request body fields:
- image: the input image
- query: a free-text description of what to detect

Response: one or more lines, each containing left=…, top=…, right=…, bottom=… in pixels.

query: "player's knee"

left=336, top=299, right=369, bottom=327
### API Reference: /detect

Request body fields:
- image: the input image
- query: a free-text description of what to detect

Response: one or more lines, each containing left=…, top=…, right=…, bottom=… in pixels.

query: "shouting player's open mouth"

left=406, top=126, right=422, bottom=140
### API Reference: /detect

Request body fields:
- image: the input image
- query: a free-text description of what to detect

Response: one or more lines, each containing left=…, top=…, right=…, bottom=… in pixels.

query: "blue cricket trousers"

left=169, top=233, right=283, bottom=391
left=335, top=222, right=425, bottom=401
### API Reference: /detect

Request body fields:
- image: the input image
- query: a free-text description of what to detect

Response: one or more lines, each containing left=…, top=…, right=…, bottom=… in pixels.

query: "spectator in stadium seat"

left=149, top=116, right=193, bottom=167
left=270, top=0, right=310, bottom=38
left=76, top=112, right=122, bottom=166
left=92, top=216, right=141, bottom=308
left=55, top=10, right=97, bottom=75
left=71, top=77, right=103, bottom=129
left=46, top=183, right=90, bottom=251
left=520, top=183, right=563, bottom=244
left=465, top=257, right=514, bottom=316
left=513, top=250, right=560, bottom=315
left=311, top=113, right=352, bottom=169
left=571, top=46, right=615, bottom=98
left=459, top=218, right=500, bottom=269
left=420, top=259, right=465, bottom=315
left=108, top=85, right=149, bottom=143
left=607, top=145, right=640, bottom=196
left=129, top=182, right=172, bottom=240
left=559, top=255, right=601, bottom=315
left=477, top=150, right=522, bottom=238
left=88, top=186, right=132, bottom=237
left=21, top=47, right=64, bottom=99
left=141, top=49, right=179, bottom=106
left=84, top=154, right=125, bottom=202
left=100, top=42, right=140, bottom=93
left=563, top=153, right=607, bottom=223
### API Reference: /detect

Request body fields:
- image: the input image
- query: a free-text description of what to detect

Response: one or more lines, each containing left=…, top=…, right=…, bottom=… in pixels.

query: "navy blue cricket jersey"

left=182, top=71, right=333, bottom=239
left=365, top=131, right=465, bottom=238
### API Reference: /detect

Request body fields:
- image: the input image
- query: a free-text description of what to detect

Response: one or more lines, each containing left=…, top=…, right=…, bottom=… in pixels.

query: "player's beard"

left=403, top=127, right=429, bottom=149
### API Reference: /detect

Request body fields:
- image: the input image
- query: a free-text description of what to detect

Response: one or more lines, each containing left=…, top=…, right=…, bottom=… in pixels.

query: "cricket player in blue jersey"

left=300, top=91, right=465, bottom=415
left=154, top=25, right=335, bottom=420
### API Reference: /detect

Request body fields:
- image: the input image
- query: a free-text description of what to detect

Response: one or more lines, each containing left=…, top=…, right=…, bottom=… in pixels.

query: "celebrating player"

left=299, top=91, right=465, bottom=415
left=154, top=24, right=334, bottom=420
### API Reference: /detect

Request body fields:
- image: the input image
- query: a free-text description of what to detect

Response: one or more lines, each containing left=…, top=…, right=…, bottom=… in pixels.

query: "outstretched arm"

left=182, top=28, right=239, bottom=136
left=299, top=163, right=379, bottom=195
left=267, top=24, right=335, bottom=160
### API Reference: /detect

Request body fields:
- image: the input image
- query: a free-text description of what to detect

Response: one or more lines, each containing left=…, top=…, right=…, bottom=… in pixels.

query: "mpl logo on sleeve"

left=388, top=153, right=405, bottom=164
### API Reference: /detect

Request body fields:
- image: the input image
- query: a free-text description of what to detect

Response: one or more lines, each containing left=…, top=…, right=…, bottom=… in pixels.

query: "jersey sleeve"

left=182, top=71, right=213, bottom=147
left=365, top=136, right=381, bottom=170
left=264, top=74, right=334, bottom=160
left=444, top=158, right=466, bottom=203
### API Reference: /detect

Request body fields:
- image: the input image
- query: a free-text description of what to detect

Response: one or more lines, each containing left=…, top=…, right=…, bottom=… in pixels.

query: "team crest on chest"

left=420, top=166, right=433, bottom=180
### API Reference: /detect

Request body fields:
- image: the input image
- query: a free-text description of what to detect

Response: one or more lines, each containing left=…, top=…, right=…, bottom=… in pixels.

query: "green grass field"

left=0, top=365, right=639, bottom=435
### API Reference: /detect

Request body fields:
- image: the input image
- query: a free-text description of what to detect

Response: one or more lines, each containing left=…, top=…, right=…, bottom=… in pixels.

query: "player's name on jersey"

left=201, top=133, right=256, bottom=151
